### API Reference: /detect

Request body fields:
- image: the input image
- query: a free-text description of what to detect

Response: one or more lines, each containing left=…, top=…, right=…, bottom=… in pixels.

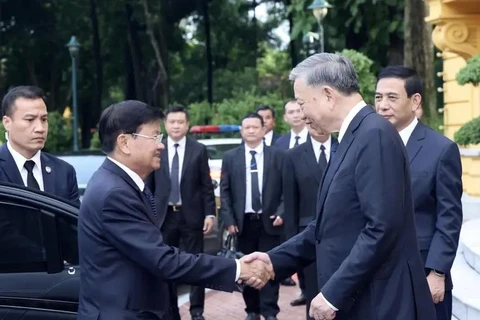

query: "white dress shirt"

left=320, top=100, right=366, bottom=312
left=167, top=136, right=186, bottom=205
left=7, top=141, right=44, bottom=191
left=338, top=100, right=367, bottom=143
left=263, top=130, right=274, bottom=146
left=107, top=156, right=241, bottom=280
left=245, top=143, right=264, bottom=213
left=310, top=135, right=332, bottom=163
left=288, top=126, right=309, bottom=149
left=398, top=117, right=419, bottom=146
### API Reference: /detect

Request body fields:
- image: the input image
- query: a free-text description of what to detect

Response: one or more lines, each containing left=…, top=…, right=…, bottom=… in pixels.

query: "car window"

left=0, top=202, right=46, bottom=265
left=59, top=155, right=105, bottom=186
left=205, top=144, right=239, bottom=160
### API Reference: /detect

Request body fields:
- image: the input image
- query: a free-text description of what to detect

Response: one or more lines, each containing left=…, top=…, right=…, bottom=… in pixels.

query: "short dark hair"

left=98, top=100, right=165, bottom=154
left=256, top=105, right=276, bottom=119
left=165, top=105, right=189, bottom=121
left=377, top=66, right=423, bottom=98
left=242, top=112, right=264, bottom=127
left=284, top=99, right=297, bottom=110
left=1, top=86, right=46, bottom=117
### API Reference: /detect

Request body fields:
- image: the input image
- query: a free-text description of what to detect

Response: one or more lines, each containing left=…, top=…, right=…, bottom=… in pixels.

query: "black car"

left=0, top=182, right=223, bottom=318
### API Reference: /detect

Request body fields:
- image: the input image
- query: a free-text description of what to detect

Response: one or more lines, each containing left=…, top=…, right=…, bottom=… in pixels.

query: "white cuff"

left=235, top=259, right=241, bottom=281
left=206, top=215, right=216, bottom=219
left=320, top=292, right=338, bottom=311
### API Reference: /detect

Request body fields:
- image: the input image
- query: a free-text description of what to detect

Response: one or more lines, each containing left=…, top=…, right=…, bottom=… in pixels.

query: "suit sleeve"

left=426, top=142, right=463, bottom=274
left=220, top=153, right=236, bottom=228
left=321, top=128, right=407, bottom=310
left=101, top=187, right=237, bottom=291
left=67, top=165, right=80, bottom=206
left=274, top=151, right=285, bottom=217
left=199, top=145, right=216, bottom=217
left=283, top=152, right=299, bottom=239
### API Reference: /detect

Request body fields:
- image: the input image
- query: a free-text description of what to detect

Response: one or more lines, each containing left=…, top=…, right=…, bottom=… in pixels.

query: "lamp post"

left=66, top=36, right=80, bottom=152
left=308, top=0, right=332, bottom=53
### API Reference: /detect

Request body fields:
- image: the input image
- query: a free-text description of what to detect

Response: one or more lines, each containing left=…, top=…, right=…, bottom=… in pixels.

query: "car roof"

left=197, top=138, right=242, bottom=146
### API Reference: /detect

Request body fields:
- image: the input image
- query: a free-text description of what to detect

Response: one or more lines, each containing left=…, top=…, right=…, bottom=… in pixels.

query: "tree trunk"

left=88, top=0, right=103, bottom=148
left=285, top=0, right=298, bottom=68
left=202, top=0, right=213, bottom=105
left=125, top=3, right=145, bottom=101
left=404, top=0, right=437, bottom=123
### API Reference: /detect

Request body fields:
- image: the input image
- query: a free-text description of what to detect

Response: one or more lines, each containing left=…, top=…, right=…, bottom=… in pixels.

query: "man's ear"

left=117, top=134, right=131, bottom=155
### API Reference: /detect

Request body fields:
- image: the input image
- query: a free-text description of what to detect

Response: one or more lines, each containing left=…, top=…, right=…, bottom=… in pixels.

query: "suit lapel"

left=181, top=138, right=193, bottom=181
left=40, top=153, right=55, bottom=194
left=303, top=139, right=321, bottom=183
left=262, top=146, right=271, bottom=189
left=316, top=107, right=374, bottom=223
left=235, top=146, right=246, bottom=208
left=161, top=139, right=170, bottom=178
left=0, top=144, right=23, bottom=184
left=406, top=122, right=425, bottom=164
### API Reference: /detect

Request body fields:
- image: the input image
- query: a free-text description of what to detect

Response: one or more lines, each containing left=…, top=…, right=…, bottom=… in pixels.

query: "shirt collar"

left=107, top=156, right=145, bottom=191
left=311, top=135, right=331, bottom=152
left=245, top=142, right=264, bottom=156
left=291, top=126, right=308, bottom=139
left=168, top=136, right=186, bottom=148
left=399, top=117, right=419, bottom=146
left=7, top=141, right=42, bottom=173
left=338, top=100, right=367, bottom=143
left=264, top=130, right=273, bottom=140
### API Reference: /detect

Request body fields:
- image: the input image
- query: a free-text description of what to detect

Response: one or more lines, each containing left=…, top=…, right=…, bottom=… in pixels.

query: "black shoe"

left=264, top=317, right=278, bottom=320
left=280, top=277, right=296, bottom=286
left=191, top=316, right=205, bottom=320
left=290, top=294, right=307, bottom=306
left=245, top=313, right=260, bottom=320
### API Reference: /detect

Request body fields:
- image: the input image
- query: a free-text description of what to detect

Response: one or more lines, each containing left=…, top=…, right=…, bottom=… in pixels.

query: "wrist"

left=431, top=269, right=445, bottom=277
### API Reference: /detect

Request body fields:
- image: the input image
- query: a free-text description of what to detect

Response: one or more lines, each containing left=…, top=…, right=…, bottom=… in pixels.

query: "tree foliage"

left=456, top=54, right=480, bottom=87
left=454, top=117, right=480, bottom=146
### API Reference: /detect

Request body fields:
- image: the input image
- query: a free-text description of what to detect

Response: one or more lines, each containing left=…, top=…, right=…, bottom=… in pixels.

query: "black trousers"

left=162, top=206, right=205, bottom=317
left=238, top=215, right=281, bottom=318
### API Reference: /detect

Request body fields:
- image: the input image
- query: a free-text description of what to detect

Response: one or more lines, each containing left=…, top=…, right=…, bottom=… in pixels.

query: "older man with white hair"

left=242, top=53, right=436, bottom=320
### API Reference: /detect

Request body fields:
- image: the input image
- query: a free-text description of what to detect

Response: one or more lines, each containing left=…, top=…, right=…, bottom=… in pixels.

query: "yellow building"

left=426, top=0, right=480, bottom=198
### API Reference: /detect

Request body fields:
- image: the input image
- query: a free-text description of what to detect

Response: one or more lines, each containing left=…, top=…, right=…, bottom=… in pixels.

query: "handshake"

left=237, top=252, right=275, bottom=290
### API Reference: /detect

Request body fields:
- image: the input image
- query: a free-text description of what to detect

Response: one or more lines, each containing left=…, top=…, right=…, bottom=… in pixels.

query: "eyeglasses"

left=128, top=133, right=163, bottom=143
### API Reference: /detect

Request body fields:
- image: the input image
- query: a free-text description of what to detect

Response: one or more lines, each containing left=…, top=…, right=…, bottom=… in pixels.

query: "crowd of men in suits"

left=0, top=54, right=463, bottom=320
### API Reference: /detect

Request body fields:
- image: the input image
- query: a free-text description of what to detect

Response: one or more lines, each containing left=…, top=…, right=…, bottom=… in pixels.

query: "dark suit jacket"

left=220, top=144, right=284, bottom=236
left=274, top=133, right=290, bottom=150
left=77, top=159, right=236, bottom=320
left=282, top=136, right=338, bottom=239
left=407, top=121, right=463, bottom=290
left=0, top=144, right=79, bottom=205
left=271, top=132, right=280, bottom=145
left=147, top=137, right=215, bottom=229
left=268, top=107, right=436, bottom=320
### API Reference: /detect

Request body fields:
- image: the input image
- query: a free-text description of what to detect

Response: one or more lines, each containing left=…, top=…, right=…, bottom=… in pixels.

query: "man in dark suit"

left=220, top=113, right=284, bottom=320
left=275, top=100, right=309, bottom=151
left=376, top=66, right=463, bottom=320
left=283, top=124, right=338, bottom=316
left=256, top=105, right=280, bottom=146
left=0, top=86, right=79, bottom=204
left=77, top=101, right=274, bottom=320
left=243, top=53, right=436, bottom=320
left=147, top=106, right=215, bottom=320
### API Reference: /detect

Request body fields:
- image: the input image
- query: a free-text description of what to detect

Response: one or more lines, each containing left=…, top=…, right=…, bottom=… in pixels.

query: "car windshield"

left=59, top=155, right=105, bottom=186
left=205, top=144, right=239, bottom=160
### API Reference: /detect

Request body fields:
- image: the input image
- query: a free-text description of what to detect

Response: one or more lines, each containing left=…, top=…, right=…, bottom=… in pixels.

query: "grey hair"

left=289, top=53, right=360, bottom=95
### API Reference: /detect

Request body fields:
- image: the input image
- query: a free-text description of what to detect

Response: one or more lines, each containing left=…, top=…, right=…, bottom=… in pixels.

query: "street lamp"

left=66, top=35, right=80, bottom=152
left=308, top=0, right=332, bottom=53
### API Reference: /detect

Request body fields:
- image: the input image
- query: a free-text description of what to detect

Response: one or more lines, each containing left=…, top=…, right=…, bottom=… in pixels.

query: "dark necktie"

left=143, top=186, right=157, bottom=218
left=293, top=136, right=300, bottom=147
left=24, top=160, right=40, bottom=190
left=250, top=150, right=262, bottom=213
left=318, top=145, right=327, bottom=172
left=169, top=143, right=180, bottom=205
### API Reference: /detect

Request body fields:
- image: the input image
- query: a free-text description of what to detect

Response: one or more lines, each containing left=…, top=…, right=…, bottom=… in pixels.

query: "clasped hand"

left=238, top=252, right=275, bottom=290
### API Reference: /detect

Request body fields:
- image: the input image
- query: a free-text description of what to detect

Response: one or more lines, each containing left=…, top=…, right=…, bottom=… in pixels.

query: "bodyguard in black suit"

left=220, top=113, right=284, bottom=320
left=274, top=100, right=309, bottom=151
left=147, top=106, right=215, bottom=320
left=78, top=101, right=274, bottom=320
left=376, top=66, right=463, bottom=320
left=283, top=127, right=338, bottom=317
left=0, top=86, right=79, bottom=204
left=243, top=53, right=436, bottom=320
left=256, top=105, right=280, bottom=146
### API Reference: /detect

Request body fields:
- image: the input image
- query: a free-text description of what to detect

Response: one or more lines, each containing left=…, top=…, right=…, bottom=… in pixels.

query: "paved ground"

left=179, top=274, right=306, bottom=320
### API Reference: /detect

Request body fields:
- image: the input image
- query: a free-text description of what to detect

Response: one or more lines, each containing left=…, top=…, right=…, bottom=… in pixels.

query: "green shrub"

left=456, top=54, right=480, bottom=86
left=338, top=49, right=376, bottom=103
left=90, top=130, right=101, bottom=150
left=454, top=117, right=480, bottom=146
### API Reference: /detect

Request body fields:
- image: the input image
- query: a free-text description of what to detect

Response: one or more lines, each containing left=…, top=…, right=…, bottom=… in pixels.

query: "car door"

left=0, top=183, right=80, bottom=319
